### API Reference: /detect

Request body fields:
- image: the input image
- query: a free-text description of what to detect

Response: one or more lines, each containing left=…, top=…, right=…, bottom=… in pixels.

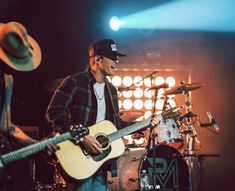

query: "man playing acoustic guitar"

left=46, top=39, right=160, bottom=191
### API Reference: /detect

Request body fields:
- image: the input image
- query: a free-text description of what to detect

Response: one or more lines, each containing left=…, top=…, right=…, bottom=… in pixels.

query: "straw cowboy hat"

left=0, top=21, right=42, bottom=71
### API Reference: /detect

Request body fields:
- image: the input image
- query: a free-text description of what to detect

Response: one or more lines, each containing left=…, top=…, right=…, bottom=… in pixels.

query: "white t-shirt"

left=93, top=82, right=106, bottom=123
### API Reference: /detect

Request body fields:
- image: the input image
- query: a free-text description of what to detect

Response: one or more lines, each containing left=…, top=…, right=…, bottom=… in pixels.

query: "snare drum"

left=155, top=118, right=183, bottom=149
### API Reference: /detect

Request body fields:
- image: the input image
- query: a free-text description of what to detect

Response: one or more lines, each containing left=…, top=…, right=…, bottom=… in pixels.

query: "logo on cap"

left=111, top=44, right=117, bottom=51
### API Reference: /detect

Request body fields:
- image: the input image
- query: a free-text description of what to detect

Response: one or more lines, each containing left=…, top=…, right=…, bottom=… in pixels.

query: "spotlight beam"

left=117, top=0, right=235, bottom=32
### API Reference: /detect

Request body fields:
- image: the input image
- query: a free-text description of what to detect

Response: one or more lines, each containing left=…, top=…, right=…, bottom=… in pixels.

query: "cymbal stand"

left=182, top=90, right=201, bottom=191
left=145, top=75, right=159, bottom=190
left=162, top=95, right=172, bottom=111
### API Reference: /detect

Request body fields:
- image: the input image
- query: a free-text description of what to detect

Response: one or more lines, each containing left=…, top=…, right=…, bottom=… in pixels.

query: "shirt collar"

left=86, top=67, right=110, bottom=85
left=86, top=68, right=96, bottom=84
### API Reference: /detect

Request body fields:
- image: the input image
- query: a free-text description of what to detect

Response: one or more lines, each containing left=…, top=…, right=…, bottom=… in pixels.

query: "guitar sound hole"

left=92, top=135, right=111, bottom=162
left=96, top=135, right=109, bottom=149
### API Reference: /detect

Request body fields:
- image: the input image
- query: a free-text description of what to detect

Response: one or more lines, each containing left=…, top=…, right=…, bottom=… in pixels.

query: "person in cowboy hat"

left=0, top=21, right=58, bottom=191
left=46, top=39, right=160, bottom=191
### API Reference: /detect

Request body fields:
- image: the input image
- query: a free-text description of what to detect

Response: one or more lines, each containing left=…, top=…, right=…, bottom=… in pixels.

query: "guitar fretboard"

left=108, top=113, right=163, bottom=142
left=1, top=132, right=71, bottom=165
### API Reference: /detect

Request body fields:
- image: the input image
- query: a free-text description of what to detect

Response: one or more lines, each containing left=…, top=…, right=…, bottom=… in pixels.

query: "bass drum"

left=108, top=145, right=189, bottom=191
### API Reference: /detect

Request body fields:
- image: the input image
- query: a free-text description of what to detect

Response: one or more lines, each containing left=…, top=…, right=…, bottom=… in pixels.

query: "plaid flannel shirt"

left=46, top=68, right=129, bottom=133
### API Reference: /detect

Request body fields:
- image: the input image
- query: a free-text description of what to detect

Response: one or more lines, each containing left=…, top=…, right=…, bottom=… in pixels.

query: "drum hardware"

left=150, top=93, right=183, bottom=189
left=34, top=161, right=69, bottom=191
left=117, top=86, right=136, bottom=91
left=164, top=82, right=206, bottom=96
left=147, top=85, right=161, bottom=190
left=174, top=81, right=222, bottom=191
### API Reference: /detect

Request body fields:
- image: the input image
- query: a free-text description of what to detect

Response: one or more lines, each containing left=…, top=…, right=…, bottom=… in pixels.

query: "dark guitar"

left=0, top=125, right=88, bottom=168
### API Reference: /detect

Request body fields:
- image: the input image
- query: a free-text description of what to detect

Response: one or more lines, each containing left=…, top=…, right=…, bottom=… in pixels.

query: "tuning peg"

left=69, top=125, right=74, bottom=130
left=79, top=137, right=84, bottom=142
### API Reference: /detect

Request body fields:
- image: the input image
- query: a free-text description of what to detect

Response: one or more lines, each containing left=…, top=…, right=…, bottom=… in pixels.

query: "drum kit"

left=108, top=76, right=220, bottom=191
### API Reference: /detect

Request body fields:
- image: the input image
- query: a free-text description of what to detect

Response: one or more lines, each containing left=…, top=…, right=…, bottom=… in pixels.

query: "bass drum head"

left=142, top=145, right=189, bottom=190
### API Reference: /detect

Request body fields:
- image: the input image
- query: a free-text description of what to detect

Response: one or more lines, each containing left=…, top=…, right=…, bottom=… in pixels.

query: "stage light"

left=123, top=99, right=133, bottom=110
left=116, top=0, right=235, bottom=32
left=156, top=99, right=164, bottom=110
left=144, top=100, right=152, bottom=110
left=109, top=16, right=125, bottom=31
left=134, top=88, right=144, bottom=98
left=155, top=76, right=165, bottom=85
left=165, top=76, right=176, bottom=87
left=123, top=76, right=133, bottom=87
left=144, top=88, right=153, bottom=98
left=144, top=78, right=151, bottom=87
left=133, top=76, right=143, bottom=87
left=112, top=75, right=122, bottom=86
left=123, top=90, right=133, bottom=98
left=157, top=88, right=165, bottom=98
left=134, top=99, right=144, bottom=110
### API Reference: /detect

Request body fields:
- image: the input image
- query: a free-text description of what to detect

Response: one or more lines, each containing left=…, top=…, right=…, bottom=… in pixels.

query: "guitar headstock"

left=70, top=124, right=89, bottom=142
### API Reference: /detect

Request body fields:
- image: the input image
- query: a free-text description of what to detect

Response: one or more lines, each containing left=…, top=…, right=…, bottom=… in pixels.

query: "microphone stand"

left=182, top=90, right=201, bottom=191
left=134, top=71, right=158, bottom=87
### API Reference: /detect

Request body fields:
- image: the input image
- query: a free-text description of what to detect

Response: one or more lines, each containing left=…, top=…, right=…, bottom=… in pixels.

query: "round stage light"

left=123, top=99, right=133, bottom=110
left=144, top=77, right=152, bottom=87
left=109, top=16, right=125, bottom=31
left=144, top=88, right=153, bottom=98
left=156, top=99, right=164, bottom=110
left=123, top=76, right=133, bottom=87
left=144, top=100, right=153, bottom=110
left=123, top=90, right=133, bottom=98
left=133, top=88, right=144, bottom=98
left=112, top=76, right=122, bottom=86
left=133, top=76, right=143, bottom=87
left=134, top=99, right=144, bottom=110
left=165, top=76, right=176, bottom=87
left=155, top=76, right=164, bottom=85
left=157, top=88, right=165, bottom=98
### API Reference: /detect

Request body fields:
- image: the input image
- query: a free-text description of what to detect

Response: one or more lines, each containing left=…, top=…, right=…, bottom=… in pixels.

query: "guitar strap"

left=106, top=81, right=120, bottom=177
left=106, top=81, right=121, bottom=129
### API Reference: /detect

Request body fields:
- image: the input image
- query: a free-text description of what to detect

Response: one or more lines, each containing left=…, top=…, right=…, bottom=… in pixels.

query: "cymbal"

left=164, top=82, right=205, bottom=95
left=148, top=83, right=169, bottom=91
left=118, top=86, right=136, bottom=91
left=44, top=78, right=64, bottom=92
left=119, top=110, right=144, bottom=122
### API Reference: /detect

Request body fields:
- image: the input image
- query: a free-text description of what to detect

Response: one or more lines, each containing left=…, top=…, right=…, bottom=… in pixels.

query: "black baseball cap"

left=89, top=39, right=126, bottom=61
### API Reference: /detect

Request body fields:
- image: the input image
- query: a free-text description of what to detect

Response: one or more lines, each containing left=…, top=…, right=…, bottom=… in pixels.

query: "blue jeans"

left=75, top=169, right=107, bottom=191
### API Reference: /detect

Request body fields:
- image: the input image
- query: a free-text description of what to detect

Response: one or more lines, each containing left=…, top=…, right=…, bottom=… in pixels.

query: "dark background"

left=1, top=0, right=235, bottom=190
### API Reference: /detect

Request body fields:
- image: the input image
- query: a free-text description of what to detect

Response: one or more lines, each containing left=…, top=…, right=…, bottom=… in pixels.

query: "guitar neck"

left=108, top=117, right=155, bottom=142
left=1, top=132, right=71, bottom=165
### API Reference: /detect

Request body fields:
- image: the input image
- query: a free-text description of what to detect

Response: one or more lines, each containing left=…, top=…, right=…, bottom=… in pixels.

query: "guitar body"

left=55, top=120, right=125, bottom=180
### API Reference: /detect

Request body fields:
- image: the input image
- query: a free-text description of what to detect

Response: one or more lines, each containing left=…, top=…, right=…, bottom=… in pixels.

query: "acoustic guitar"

left=55, top=108, right=178, bottom=180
